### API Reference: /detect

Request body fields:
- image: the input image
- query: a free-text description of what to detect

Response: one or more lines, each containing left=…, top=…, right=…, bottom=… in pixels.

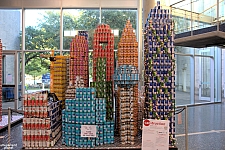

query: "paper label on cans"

left=43, top=107, right=48, bottom=117
left=46, top=119, right=50, bottom=129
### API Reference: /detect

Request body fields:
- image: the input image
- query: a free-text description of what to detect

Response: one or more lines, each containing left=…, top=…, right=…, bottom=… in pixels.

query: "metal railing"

left=5, top=105, right=189, bottom=150
left=176, top=105, right=188, bottom=150
left=166, top=0, right=225, bottom=34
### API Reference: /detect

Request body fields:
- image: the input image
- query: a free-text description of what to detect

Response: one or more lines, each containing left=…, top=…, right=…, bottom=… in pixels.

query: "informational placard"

left=142, top=119, right=169, bottom=150
left=6, top=74, right=12, bottom=83
left=81, top=125, right=97, bottom=137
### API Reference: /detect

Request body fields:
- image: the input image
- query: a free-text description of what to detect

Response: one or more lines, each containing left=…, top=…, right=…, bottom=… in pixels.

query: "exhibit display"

left=22, top=91, right=62, bottom=148
left=69, top=34, right=89, bottom=87
left=15, top=2, right=177, bottom=149
left=50, top=55, right=68, bottom=108
left=144, top=1, right=176, bottom=146
left=114, top=20, right=139, bottom=144
left=62, top=87, right=114, bottom=148
left=65, top=76, right=85, bottom=99
left=91, top=24, right=114, bottom=121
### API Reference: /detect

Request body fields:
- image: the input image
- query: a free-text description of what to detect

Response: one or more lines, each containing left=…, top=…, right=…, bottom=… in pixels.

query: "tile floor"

left=1, top=100, right=225, bottom=149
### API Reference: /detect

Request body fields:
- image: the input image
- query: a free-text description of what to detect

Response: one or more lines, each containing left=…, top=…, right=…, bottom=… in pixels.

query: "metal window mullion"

left=217, top=0, right=219, bottom=31
left=210, top=53, right=215, bottom=102
left=21, top=7, right=25, bottom=107
left=190, top=48, right=195, bottom=104
left=138, top=0, right=142, bottom=89
left=215, top=47, right=222, bottom=102
left=60, top=2, right=63, bottom=54
left=191, top=0, right=193, bottom=36
left=14, top=52, right=18, bottom=110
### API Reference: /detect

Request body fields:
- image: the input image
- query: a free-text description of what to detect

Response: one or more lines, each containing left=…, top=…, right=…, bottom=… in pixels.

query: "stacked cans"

left=93, top=24, right=114, bottom=82
left=91, top=58, right=113, bottom=121
left=144, top=1, right=175, bottom=146
left=66, top=58, right=70, bottom=86
left=0, top=39, right=2, bottom=121
left=114, top=65, right=139, bottom=85
left=92, top=24, right=114, bottom=121
left=114, top=21, right=139, bottom=144
left=78, top=31, right=88, bottom=40
left=62, top=88, right=114, bottom=148
left=118, top=20, right=138, bottom=68
left=22, top=92, right=62, bottom=148
left=70, top=35, right=89, bottom=87
left=138, top=86, right=145, bottom=133
left=50, top=56, right=67, bottom=108
left=65, top=76, right=85, bottom=99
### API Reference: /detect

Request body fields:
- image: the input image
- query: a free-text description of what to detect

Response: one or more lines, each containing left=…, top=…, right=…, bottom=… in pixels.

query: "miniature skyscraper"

left=144, top=1, right=176, bottom=146
left=114, top=20, right=139, bottom=144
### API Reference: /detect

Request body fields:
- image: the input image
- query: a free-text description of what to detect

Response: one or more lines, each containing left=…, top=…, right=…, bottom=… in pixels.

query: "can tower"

left=91, top=24, right=114, bottom=121
left=69, top=34, right=89, bottom=87
left=50, top=55, right=67, bottom=108
left=144, top=1, right=176, bottom=145
left=114, top=20, right=139, bottom=144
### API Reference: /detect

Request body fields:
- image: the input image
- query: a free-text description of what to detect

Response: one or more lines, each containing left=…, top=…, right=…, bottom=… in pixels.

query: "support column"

left=143, top=0, right=155, bottom=22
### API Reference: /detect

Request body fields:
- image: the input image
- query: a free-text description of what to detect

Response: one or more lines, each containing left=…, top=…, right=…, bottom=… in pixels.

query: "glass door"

left=197, top=54, right=214, bottom=103
left=2, top=51, right=18, bottom=111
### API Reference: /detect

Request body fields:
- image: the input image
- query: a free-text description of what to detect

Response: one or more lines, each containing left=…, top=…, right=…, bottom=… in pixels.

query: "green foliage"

left=25, top=57, right=49, bottom=84
left=24, top=9, right=137, bottom=78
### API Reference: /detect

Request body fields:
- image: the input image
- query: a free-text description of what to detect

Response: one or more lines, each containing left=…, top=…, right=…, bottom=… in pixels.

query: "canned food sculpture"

left=91, top=24, right=114, bottom=121
left=65, top=76, right=85, bottom=99
left=70, top=35, right=89, bottom=87
left=144, top=1, right=176, bottom=146
left=50, top=56, right=67, bottom=108
left=62, top=88, right=114, bottom=148
left=114, top=20, right=139, bottom=144
left=22, top=92, right=62, bottom=148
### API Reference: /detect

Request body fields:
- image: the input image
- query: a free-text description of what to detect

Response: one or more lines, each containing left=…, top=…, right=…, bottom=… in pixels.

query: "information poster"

left=142, top=119, right=169, bottom=150
left=81, top=125, right=97, bottom=137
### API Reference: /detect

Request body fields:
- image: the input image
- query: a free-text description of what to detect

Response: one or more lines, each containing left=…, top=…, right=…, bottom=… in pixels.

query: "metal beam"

left=175, top=31, right=225, bottom=48
left=0, top=0, right=138, bottom=9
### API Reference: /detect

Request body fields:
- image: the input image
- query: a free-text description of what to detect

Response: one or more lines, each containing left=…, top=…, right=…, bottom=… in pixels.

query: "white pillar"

left=138, top=0, right=143, bottom=88
left=22, top=8, right=25, bottom=100
left=143, top=0, right=155, bottom=22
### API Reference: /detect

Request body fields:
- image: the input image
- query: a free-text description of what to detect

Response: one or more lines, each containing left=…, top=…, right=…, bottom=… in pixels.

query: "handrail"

left=162, top=5, right=214, bottom=24
left=175, top=105, right=188, bottom=150
left=170, top=0, right=185, bottom=7
left=200, top=0, right=224, bottom=15
left=162, top=0, right=224, bottom=32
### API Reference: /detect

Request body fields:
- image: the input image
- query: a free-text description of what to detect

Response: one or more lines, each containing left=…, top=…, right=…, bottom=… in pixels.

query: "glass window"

left=195, top=47, right=214, bottom=56
left=63, top=9, right=100, bottom=50
left=25, top=51, right=51, bottom=92
left=175, top=55, right=191, bottom=105
left=25, top=9, right=60, bottom=50
left=101, top=9, right=137, bottom=49
left=195, top=56, right=214, bottom=104
left=18, top=51, right=22, bottom=110
left=0, top=9, right=22, bottom=50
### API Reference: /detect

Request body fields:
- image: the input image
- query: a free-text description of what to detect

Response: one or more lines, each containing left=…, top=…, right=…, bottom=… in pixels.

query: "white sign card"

left=142, top=119, right=169, bottom=150
left=81, top=125, right=97, bottom=137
